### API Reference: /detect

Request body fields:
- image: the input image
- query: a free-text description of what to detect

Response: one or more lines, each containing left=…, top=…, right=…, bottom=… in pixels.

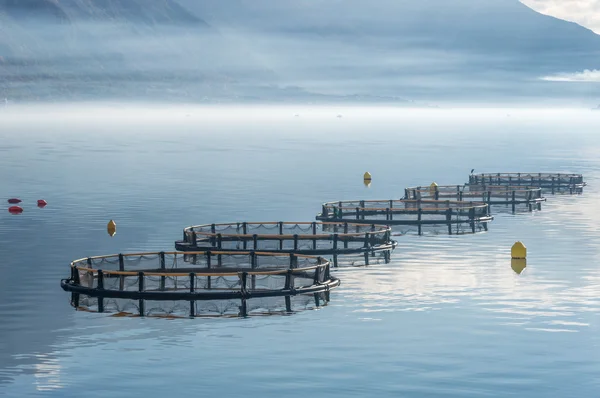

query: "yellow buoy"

left=511, top=241, right=526, bottom=259
left=511, top=258, right=527, bottom=274
left=107, top=219, right=116, bottom=237
left=429, top=182, right=438, bottom=196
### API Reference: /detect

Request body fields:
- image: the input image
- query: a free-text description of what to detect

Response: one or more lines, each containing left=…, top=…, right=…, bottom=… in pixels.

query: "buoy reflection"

left=511, top=258, right=527, bottom=275
left=363, top=171, right=372, bottom=187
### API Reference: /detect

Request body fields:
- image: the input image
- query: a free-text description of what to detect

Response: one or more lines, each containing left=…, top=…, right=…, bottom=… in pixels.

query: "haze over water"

left=1, top=105, right=599, bottom=397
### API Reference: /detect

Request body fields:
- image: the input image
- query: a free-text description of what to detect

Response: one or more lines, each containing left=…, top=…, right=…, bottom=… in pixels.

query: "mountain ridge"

left=1, top=0, right=599, bottom=104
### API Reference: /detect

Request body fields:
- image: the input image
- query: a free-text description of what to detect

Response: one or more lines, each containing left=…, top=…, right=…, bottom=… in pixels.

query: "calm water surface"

left=1, top=105, right=599, bottom=397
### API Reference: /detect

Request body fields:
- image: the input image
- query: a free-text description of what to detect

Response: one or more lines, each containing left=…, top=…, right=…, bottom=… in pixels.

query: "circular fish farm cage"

left=404, top=184, right=546, bottom=212
left=174, top=221, right=397, bottom=255
left=316, top=199, right=493, bottom=235
left=174, top=221, right=398, bottom=269
left=468, top=173, right=586, bottom=194
left=60, top=251, right=339, bottom=318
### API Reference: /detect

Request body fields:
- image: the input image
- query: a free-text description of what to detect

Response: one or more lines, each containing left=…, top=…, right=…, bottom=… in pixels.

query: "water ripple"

left=1, top=107, right=600, bottom=397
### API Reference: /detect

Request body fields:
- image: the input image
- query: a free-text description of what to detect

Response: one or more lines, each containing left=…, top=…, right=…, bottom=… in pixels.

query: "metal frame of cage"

left=180, top=246, right=393, bottom=270
left=174, top=221, right=397, bottom=255
left=60, top=251, right=340, bottom=318
left=404, top=184, right=546, bottom=212
left=316, top=199, right=493, bottom=235
left=468, top=172, right=585, bottom=194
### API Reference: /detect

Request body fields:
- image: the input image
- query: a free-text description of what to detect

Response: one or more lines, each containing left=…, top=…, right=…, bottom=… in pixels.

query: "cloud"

left=540, top=69, right=600, bottom=82
left=521, top=0, right=600, bottom=34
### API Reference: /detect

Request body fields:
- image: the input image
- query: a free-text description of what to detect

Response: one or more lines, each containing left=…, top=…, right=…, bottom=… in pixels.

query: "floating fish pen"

left=175, top=222, right=397, bottom=254
left=174, top=222, right=397, bottom=268
left=60, top=251, right=339, bottom=318
left=468, top=173, right=586, bottom=194
left=316, top=199, right=493, bottom=235
left=404, top=184, right=546, bottom=212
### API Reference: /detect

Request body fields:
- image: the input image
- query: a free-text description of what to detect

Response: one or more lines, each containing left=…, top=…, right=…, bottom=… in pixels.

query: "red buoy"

left=8, top=206, right=23, bottom=214
left=37, top=199, right=47, bottom=207
left=8, top=198, right=21, bottom=204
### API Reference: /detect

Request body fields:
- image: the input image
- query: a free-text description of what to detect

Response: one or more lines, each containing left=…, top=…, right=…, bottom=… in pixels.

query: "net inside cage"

left=318, top=200, right=490, bottom=232
left=64, top=251, right=339, bottom=318
left=403, top=185, right=544, bottom=212
left=468, top=173, right=585, bottom=192
left=73, top=252, right=331, bottom=293
left=84, top=252, right=322, bottom=273
left=182, top=222, right=393, bottom=253
left=404, top=185, right=543, bottom=201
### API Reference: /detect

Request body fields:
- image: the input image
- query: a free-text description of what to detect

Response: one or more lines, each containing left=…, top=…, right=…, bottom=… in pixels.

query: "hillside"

left=1, top=0, right=600, bottom=103
left=0, top=0, right=280, bottom=102
left=185, top=0, right=600, bottom=70
left=0, top=0, right=202, bottom=24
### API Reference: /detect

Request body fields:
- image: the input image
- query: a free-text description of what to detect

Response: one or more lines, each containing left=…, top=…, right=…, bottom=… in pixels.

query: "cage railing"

left=470, top=172, right=583, bottom=180
left=404, top=184, right=545, bottom=211
left=176, top=221, right=396, bottom=254
left=62, top=251, right=339, bottom=303
left=318, top=199, right=490, bottom=214
left=468, top=172, right=585, bottom=193
left=316, top=199, right=493, bottom=235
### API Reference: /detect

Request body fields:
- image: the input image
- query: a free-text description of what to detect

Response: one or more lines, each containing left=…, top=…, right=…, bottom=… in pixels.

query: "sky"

left=522, top=0, right=600, bottom=34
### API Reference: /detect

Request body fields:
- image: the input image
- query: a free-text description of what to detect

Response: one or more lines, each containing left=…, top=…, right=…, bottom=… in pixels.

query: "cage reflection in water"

left=69, top=291, right=333, bottom=318
left=326, top=249, right=393, bottom=268
left=316, top=199, right=493, bottom=235
left=60, top=251, right=340, bottom=318
left=404, top=184, right=546, bottom=213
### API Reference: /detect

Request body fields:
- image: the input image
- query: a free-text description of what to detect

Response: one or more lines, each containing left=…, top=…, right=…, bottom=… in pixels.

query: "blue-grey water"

left=1, top=104, right=599, bottom=397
